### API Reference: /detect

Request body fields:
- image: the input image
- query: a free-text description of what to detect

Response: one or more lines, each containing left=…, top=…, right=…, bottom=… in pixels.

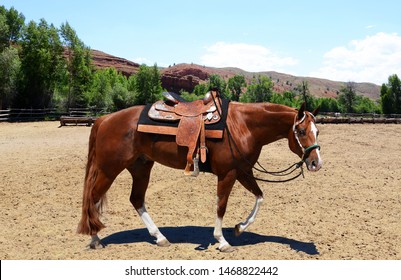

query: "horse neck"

left=231, top=102, right=296, bottom=146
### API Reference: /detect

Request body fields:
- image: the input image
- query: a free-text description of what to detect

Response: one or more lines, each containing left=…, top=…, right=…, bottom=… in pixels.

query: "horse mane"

left=230, top=101, right=297, bottom=113
left=261, top=102, right=297, bottom=113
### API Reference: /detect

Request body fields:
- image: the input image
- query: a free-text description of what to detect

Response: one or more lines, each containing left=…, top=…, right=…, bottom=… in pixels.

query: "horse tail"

left=77, top=118, right=106, bottom=235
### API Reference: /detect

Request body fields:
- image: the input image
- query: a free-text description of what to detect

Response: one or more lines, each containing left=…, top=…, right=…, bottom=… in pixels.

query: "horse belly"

left=147, top=138, right=189, bottom=170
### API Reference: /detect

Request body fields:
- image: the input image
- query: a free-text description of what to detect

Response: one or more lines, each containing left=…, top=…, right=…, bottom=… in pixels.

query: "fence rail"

left=0, top=108, right=108, bottom=122
left=1, top=109, right=401, bottom=124
left=317, top=112, right=401, bottom=124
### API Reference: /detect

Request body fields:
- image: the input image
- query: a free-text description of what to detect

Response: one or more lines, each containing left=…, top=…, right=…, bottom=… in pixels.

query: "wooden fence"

left=1, top=108, right=401, bottom=124
left=0, top=108, right=108, bottom=123
left=316, top=113, right=401, bottom=124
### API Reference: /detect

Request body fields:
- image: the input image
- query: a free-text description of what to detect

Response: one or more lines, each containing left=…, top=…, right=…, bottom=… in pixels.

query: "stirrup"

left=184, top=157, right=199, bottom=177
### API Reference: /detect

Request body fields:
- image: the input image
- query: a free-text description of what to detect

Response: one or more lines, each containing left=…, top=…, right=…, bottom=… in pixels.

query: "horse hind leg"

left=77, top=167, right=115, bottom=249
left=128, top=158, right=170, bottom=247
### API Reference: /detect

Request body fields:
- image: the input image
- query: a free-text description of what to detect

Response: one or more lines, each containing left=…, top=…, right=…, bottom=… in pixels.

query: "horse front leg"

left=235, top=173, right=264, bottom=236
left=214, top=170, right=236, bottom=252
left=136, top=205, right=170, bottom=247
left=235, top=196, right=264, bottom=236
left=128, top=159, right=170, bottom=247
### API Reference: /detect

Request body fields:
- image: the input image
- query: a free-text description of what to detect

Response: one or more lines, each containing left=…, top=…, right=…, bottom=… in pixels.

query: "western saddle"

left=137, top=90, right=223, bottom=176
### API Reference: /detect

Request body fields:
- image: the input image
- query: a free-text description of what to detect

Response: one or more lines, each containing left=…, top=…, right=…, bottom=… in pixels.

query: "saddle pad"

left=137, top=98, right=230, bottom=137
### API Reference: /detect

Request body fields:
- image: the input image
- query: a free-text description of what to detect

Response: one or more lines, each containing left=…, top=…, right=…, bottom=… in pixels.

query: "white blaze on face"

left=310, top=121, right=318, bottom=142
left=310, top=121, right=322, bottom=168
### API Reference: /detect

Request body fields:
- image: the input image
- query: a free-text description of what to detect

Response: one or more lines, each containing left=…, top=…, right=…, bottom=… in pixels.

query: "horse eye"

left=298, top=129, right=306, bottom=136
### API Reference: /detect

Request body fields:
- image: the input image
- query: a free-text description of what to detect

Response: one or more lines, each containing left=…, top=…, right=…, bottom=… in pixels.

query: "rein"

left=226, top=125, right=306, bottom=183
left=211, top=94, right=308, bottom=183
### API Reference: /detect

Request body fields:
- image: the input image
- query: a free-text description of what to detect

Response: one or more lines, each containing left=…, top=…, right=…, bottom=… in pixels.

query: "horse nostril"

left=309, top=159, right=322, bottom=171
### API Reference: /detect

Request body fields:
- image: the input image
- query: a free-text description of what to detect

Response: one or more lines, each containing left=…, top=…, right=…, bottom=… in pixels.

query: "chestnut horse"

left=77, top=101, right=322, bottom=252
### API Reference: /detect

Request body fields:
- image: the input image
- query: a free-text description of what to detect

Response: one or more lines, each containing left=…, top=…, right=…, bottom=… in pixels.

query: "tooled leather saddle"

left=137, top=90, right=225, bottom=176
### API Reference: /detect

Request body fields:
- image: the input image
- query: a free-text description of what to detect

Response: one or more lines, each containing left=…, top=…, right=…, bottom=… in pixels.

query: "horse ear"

left=298, top=102, right=306, bottom=119
left=312, top=106, right=320, bottom=117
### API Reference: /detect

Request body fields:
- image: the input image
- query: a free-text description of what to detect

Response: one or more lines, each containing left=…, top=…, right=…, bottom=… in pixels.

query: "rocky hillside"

left=160, top=64, right=381, bottom=100
left=90, top=51, right=381, bottom=100
left=91, top=49, right=140, bottom=77
left=160, top=63, right=238, bottom=94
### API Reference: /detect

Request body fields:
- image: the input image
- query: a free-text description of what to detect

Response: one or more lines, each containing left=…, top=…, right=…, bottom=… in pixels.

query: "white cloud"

left=132, top=57, right=153, bottom=65
left=310, top=32, right=401, bottom=84
left=200, top=42, right=298, bottom=72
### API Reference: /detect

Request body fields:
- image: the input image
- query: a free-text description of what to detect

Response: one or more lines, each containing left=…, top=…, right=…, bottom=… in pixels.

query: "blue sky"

left=2, top=0, right=401, bottom=85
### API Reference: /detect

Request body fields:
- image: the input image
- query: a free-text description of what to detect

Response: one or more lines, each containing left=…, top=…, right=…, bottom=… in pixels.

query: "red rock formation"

left=91, top=49, right=140, bottom=77
left=85, top=50, right=381, bottom=99
left=160, top=63, right=239, bottom=92
left=161, top=64, right=209, bottom=92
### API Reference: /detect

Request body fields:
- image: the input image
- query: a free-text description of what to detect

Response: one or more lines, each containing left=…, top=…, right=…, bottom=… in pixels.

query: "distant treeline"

left=1, top=5, right=401, bottom=114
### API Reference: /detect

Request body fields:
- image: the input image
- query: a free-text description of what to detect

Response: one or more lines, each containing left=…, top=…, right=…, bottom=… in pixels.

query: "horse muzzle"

left=303, top=144, right=322, bottom=172
left=305, top=157, right=322, bottom=172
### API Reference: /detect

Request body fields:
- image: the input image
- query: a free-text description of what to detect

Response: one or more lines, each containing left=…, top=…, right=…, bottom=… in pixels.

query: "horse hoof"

left=88, top=241, right=105, bottom=249
left=157, top=238, right=171, bottom=247
left=234, top=224, right=243, bottom=237
left=219, top=244, right=235, bottom=253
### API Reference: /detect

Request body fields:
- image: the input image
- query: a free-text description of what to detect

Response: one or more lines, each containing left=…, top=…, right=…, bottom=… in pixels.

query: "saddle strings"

left=211, top=92, right=304, bottom=183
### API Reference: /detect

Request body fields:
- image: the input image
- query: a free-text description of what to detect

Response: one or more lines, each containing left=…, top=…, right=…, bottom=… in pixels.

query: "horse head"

left=289, top=103, right=322, bottom=172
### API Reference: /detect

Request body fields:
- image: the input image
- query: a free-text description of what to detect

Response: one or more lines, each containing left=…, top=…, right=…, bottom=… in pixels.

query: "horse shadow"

left=101, top=226, right=319, bottom=255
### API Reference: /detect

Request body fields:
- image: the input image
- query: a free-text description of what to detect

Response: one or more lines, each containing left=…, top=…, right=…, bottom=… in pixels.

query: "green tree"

left=240, top=75, right=273, bottom=102
left=354, top=96, right=380, bottom=113
left=381, top=74, right=401, bottom=114
left=111, top=82, right=135, bottom=111
left=180, top=90, right=202, bottom=101
left=181, top=83, right=208, bottom=101
left=317, top=97, right=340, bottom=113
left=208, top=74, right=227, bottom=95
left=135, top=64, right=162, bottom=105
left=380, top=83, right=392, bottom=114
left=127, top=74, right=137, bottom=92
left=17, top=19, right=64, bottom=108
left=270, top=92, right=285, bottom=105
left=149, top=63, right=163, bottom=102
left=270, top=91, right=299, bottom=107
left=0, top=13, right=9, bottom=51
left=0, top=46, right=20, bottom=108
left=227, top=74, right=246, bottom=101
left=60, top=21, right=93, bottom=108
left=0, top=6, right=25, bottom=50
left=86, top=68, right=114, bottom=109
left=338, top=82, right=357, bottom=113
left=192, top=83, right=208, bottom=97
left=5, top=6, right=25, bottom=43
left=392, top=75, right=401, bottom=113
left=294, top=81, right=315, bottom=111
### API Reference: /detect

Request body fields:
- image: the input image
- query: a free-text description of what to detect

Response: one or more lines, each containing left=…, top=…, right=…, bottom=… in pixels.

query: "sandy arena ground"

left=0, top=121, right=400, bottom=260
